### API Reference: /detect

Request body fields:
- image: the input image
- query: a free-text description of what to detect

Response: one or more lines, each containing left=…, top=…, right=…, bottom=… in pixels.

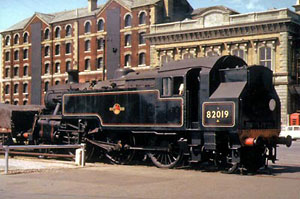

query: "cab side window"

left=162, top=77, right=184, bottom=96
left=162, top=77, right=172, bottom=96
left=173, top=77, right=184, bottom=95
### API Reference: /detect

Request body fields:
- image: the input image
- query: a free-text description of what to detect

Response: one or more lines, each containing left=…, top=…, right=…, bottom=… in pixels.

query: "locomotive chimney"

left=88, top=0, right=98, bottom=12
left=68, top=70, right=79, bottom=84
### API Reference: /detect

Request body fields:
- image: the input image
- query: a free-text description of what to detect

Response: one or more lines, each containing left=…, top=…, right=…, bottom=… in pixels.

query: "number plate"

left=202, top=102, right=235, bottom=127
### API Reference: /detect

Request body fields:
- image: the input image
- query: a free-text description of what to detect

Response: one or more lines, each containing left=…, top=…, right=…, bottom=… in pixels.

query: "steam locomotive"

left=1, top=55, right=292, bottom=173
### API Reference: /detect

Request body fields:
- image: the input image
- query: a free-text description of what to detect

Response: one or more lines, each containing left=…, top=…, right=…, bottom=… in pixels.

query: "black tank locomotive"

left=8, top=55, right=292, bottom=172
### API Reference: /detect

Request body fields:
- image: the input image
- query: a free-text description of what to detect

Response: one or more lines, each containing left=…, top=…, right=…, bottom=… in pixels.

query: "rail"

left=0, top=144, right=86, bottom=175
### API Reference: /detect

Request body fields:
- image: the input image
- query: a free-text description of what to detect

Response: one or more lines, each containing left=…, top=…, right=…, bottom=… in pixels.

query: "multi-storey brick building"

left=146, top=3, right=300, bottom=125
left=0, top=0, right=193, bottom=105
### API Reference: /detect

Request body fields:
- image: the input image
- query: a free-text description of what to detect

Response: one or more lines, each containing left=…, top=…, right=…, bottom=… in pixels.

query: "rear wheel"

left=148, top=136, right=183, bottom=169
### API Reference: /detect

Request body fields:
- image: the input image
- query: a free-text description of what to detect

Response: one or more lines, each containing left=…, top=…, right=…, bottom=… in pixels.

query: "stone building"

left=0, top=0, right=192, bottom=105
left=146, top=3, right=300, bottom=125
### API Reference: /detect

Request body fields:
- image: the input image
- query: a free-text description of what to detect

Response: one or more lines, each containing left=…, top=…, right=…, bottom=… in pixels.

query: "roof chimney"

left=88, top=0, right=97, bottom=12
left=293, top=0, right=300, bottom=14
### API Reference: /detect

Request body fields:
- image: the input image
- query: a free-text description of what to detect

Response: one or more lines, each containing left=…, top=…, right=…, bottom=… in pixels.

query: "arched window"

left=183, top=52, right=194, bottom=59
left=14, top=100, right=19, bottom=105
left=5, top=52, right=10, bottom=61
left=45, top=82, right=49, bottom=92
left=23, top=100, right=28, bottom=105
left=23, top=65, right=28, bottom=76
left=139, top=32, right=146, bottom=45
left=45, top=63, right=50, bottom=74
left=44, top=29, right=50, bottom=40
left=13, top=67, right=19, bottom=77
left=5, top=68, right=10, bottom=78
left=55, top=27, right=61, bottom=38
left=66, top=25, right=72, bottom=36
left=139, top=53, right=146, bottom=66
left=55, top=62, right=60, bottom=73
left=14, top=84, right=19, bottom=94
left=206, top=50, right=219, bottom=57
left=97, top=38, right=104, bottom=50
left=161, top=55, right=172, bottom=65
left=85, top=40, right=91, bottom=51
left=85, top=21, right=91, bottom=33
left=66, top=60, right=71, bottom=71
left=23, top=49, right=28, bottom=59
left=5, top=36, right=10, bottom=46
left=45, top=46, right=50, bottom=57
left=125, top=34, right=131, bottom=46
left=14, top=50, right=19, bottom=60
left=66, top=43, right=71, bottom=54
left=125, top=54, right=131, bottom=67
left=85, top=59, right=91, bottom=70
left=23, top=83, right=28, bottom=93
left=139, top=12, right=146, bottom=25
left=55, top=44, right=60, bottom=55
left=232, top=49, right=245, bottom=60
left=98, top=19, right=104, bottom=31
left=5, top=85, right=10, bottom=95
left=97, top=57, right=103, bottom=69
left=14, top=34, right=19, bottom=44
left=23, top=32, right=29, bottom=43
left=55, top=80, right=60, bottom=85
left=259, top=46, right=272, bottom=69
left=125, top=14, right=132, bottom=27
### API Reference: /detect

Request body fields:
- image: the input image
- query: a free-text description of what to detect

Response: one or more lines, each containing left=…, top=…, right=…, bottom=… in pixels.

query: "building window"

left=85, top=40, right=91, bottom=51
left=13, top=67, right=19, bottom=77
left=125, top=14, right=132, bottom=27
left=259, top=47, right=272, bottom=69
left=85, top=59, right=91, bottom=70
left=125, top=34, right=131, bottom=47
left=139, top=12, right=146, bottom=25
left=23, top=49, right=28, bottom=59
left=55, top=44, right=60, bottom=55
left=55, top=62, right=60, bottom=73
left=45, top=29, right=50, bottom=40
left=14, top=50, right=19, bottom=60
left=161, top=55, right=172, bottom=65
left=5, top=68, right=10, bottom=78
left=23, top=83, right=28, bottom=93
left=66, top=25, right=72, bottom=37
left=66, top=60, right=71, bottom=71
left=55, top=80, right=60, bottom=85
left=97, top=57, right=103, bottom=69
left=24, top=65, right=28, bottom=76
left=98, top=19, right=104, bottom=31
left=66, top=43, right=71, bottom=54
left=125, top=54, right=131, bottom=67
left=45, top=46, right=50, bottom=57
left=85, top=21, right=91, bottom=33
left=232, top=49, right=245, bottom=60
left=97, top=38, right=104, bottom=50
left=45, top=63, right=50, bottom=74
left=55, top=27, right=61, bottom=38
left=14, top=100, right=19, bottom=105
left=5, top=85, right=10, bottom=95
left=206, top=50, right=219, bottom=57
left=139, top=32, right=145, bottom=45
left=23, top=100, right=28, bottom=105
left=14, top=84, right=19, bottom=94
left=14, top=34, right=19, bottom=44
left=23, top=32, right=29, bottom=43
left=45, top=82, right=49, bottom=92
left=5, top=36, right=10, bottom=46
left=5, top=52, right=10, bottom=61
left=183, top=52, right=194, bottom=59
left=139, top=52, right=146, bottom=66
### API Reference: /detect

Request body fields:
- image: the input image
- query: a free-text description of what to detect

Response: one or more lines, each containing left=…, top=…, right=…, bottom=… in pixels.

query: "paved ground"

left=0, top=142, right=300, bottom=199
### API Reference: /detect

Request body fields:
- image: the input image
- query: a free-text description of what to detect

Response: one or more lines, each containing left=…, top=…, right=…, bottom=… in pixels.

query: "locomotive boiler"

left=3, top=55, right=292, bottom=173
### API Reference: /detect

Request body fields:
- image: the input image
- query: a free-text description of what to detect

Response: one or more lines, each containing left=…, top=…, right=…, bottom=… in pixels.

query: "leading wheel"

left=148, top=137, right=183, bottom=169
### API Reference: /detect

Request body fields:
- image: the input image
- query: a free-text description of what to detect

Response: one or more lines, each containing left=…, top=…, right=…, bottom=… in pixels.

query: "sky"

left=0, top=0, right=297, bottom=32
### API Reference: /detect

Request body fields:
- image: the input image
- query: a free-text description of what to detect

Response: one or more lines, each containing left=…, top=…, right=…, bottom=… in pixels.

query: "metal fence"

left=0, top=144, right=86, bottom=175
